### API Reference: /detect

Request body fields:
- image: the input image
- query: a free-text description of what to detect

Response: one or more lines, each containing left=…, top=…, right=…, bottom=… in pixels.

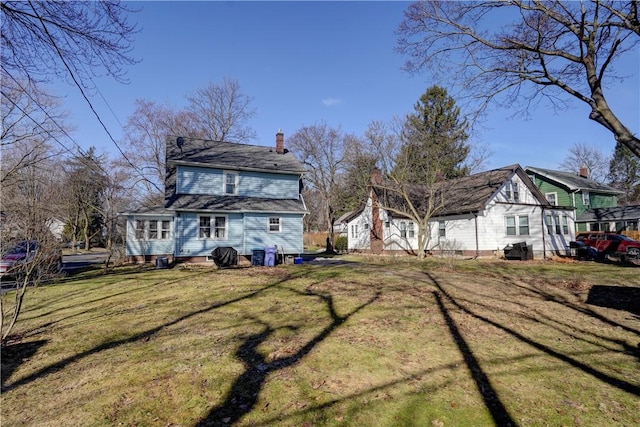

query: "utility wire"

left=27, top=1, right=162, bottom=193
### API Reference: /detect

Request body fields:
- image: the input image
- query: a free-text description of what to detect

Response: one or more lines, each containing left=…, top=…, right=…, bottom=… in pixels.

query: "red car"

left=0, top=240, right=63, bottom=278
left=574, top=232, right=640, bottom=263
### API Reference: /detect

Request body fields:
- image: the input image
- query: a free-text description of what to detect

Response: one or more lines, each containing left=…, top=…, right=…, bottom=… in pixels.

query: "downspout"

left=242, top=213, right=246, bottom=256
left=474, top=212, right=479, bottom=258
left=544, top=208, right=549, bottom=259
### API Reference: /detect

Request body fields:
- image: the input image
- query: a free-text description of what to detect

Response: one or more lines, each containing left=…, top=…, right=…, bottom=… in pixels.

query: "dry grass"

left=1, top=257, right=639, bottom=426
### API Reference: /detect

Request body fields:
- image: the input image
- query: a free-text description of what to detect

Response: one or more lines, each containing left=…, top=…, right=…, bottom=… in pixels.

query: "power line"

left=27, top=1, right=161, bottom=193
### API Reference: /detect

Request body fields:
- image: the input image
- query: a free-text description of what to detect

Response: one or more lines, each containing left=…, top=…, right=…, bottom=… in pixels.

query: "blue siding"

left=177, top=166, right=299, bottom=198
left=175, top=211, right=304, bottom=256
left=125, top=215, right=174, bottom=256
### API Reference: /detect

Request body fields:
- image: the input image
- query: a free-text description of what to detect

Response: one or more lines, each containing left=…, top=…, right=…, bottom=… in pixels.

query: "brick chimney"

left=579, top=166, right=588, bottom=178
left=370, top=168, right=382, bottom=185
left=276, top=130, right=285, bottom=154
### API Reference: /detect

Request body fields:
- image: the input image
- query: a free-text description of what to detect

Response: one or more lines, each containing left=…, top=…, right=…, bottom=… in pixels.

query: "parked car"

left=0, top=240, right=63, bottom=279
left=574, top=232, right=640, bottom=263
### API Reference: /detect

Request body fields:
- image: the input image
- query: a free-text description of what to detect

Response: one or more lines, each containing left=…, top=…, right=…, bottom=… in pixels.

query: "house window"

left=590, top=223, right=600, bottom=231
left=439, top=221, right=446, bottom=237
left=562, top=215, right=569, bottom=235
left=545, top=214, right=553, bottom=234
left=546, top=192, right=557, bottom=206
left=519, top=216, right=529, bottom=235
left=582, top=191, right=590, bottom=206
left=214, top=216, right=227, bottom=238
left=506, top=215, right=529, bottom=236
left=627, top=221, right=638, bottom=231
left=268, top=217, right=281, bottom=233
left=149, top=221, right=158, bottom=239
left=199, top=216, right=211, bottom=238
left=364, top=223, right=369, bottom=230
left=408, top=222, right=415, bottom=238
left=505, top=180, right=519, bottom=201
left=161, top=220, right=171, bottom=239
left=400, top=222, right=407, bottom=238
left=351, top=224, right=358, bottom=239
left=224, top=171, right=238, bottom=195
left=385, top=221, right=390, bottom=228
left=135, top=220, right=145, bottom=239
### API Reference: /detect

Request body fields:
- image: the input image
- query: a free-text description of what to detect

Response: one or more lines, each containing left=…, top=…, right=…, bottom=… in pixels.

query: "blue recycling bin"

left=252, top=248, right=265, bottom=266
left=264, top=246, right=277, bottom=267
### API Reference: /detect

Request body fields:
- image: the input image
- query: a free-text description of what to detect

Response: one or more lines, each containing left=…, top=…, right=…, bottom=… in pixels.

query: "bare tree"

left=397, top=1, right=640, bottom=159
left=186, top=78, right=257, bottom=143
left=559, top=142, right=610, bottom=183
left=1, top=1, right=138, bottom=89
left=119, top=99, right=203, bottom=200
left=1, top=141, right=65, bottom=342
left=288, top=122, right=346, bottom=239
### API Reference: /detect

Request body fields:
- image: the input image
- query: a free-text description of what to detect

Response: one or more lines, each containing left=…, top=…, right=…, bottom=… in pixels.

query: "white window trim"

left=134, top=218, right=172, bottom=240
left=268, top=217, right=281, bottom=233
left=223, top=170, right=239, bottom=195
left=505, top=215, right=529, bottom=236
left=198, top=215, right=212, bottom=239
left=213, top=215, right=228, bottom=240
left=582, top=191, right=590, bottom=206
left=546, top=192, right=558, bottom=206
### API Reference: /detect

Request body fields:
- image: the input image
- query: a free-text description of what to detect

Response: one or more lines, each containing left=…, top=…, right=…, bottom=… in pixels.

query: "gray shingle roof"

left=372, top=164, right=551, bottom=218
left=166, top=137, right=306, bottom=174
left=525, top=166, right=623, bottom=194
left=576, top=205, right=640, bottom=222
left=166, top=195, right=307, bottom=214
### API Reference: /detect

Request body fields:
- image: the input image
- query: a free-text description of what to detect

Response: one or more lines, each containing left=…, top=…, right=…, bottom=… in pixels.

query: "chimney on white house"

left=579, top=166, right=588, bottom=178
left=276, top=130, right=285, bottom=154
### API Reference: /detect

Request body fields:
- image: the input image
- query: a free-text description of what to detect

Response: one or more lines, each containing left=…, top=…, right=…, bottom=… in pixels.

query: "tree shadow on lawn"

left=586, top=285, right=640, bottom=317
left=1, top=339, right=47, bottom=391
left=196, top=283, right=381, bottom=426
left=1, top=270, right=309, bottom=392
left=424, top=272, right=640, bottom=398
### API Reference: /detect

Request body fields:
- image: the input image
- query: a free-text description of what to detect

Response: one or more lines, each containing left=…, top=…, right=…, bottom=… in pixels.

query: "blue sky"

left=48, top=1, right=639, bottom=171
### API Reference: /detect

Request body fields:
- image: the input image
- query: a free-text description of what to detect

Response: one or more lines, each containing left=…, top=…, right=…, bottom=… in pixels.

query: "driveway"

left=1, top=252, right=109, bottom=293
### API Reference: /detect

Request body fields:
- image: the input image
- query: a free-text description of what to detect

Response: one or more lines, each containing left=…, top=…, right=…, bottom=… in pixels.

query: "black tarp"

left=211, top=247, right=238, bottom=268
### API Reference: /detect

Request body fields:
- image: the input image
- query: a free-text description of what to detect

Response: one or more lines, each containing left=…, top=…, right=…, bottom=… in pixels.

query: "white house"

left=346, top=164, right=575, bottom=259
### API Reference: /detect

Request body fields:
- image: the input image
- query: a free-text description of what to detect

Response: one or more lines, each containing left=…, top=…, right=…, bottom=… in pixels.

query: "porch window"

left=553, top=214, right=561, bottom=234
left=135, top=220, right=145, bottom=239
left=149, top=221, right=158, bottom=239
left=161, top=220, right=171, bottom=239
left=439, top=221, right=446, bottom=237
left=562, top=215, right=569, bottom=235
left=268, top=217, right=281, bottom=233
left=545, top=214, right=553, bottom=235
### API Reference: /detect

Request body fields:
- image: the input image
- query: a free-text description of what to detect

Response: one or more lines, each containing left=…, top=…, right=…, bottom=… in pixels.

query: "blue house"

left=124, top=131, right=307, bottom=264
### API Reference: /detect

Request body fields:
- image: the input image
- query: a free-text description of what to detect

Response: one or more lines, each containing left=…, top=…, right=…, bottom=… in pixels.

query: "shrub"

left=334, top=236, right=348, bottom=252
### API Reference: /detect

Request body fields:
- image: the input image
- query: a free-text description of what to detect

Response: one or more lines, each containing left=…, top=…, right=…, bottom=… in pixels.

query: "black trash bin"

left=252, top=248, right=265, bottom=266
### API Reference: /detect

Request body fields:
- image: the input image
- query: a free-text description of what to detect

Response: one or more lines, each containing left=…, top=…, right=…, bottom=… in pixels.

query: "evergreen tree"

left=394, top=85, right=470, bottom=182
left=608, top=142, right=640, bottom=205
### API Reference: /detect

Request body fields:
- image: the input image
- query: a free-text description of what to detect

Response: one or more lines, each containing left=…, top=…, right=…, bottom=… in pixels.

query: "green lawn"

left=1, top=256, right=639, bottom=426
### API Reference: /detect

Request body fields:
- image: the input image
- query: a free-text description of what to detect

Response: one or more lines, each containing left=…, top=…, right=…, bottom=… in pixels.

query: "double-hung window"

left=562, top=215, right=569, bottom=235
left=408, top=222, right=415, bottom=238
left=135, top=220, right=145, bottom=239
left=224, top=171, right=238, bottom=195
left=200, top=215, right=227, bottom=239
left=351, top=224, right=358, bottom=239
left=199, top=216, right=211, bottom=238
left=161, top=220, right=171, bottom=239
left=439, top=221, right=446, bottom=237
left=506, top=215, right=529, bottom=236
left=400, top=222, right=407, bottom=238
left=582, top=191, right=590, bottom=207
left=546, top=192, right=557, bottom=206
left=149, top=221, right=158, bottom=239
left=268, top=217, right=281, bottom=233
